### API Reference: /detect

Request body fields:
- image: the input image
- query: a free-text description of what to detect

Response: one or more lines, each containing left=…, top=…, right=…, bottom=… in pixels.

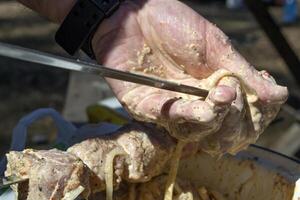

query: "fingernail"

left=210, top=85, right=236, bottom=105
left=259, top=70, right=276, bottom=84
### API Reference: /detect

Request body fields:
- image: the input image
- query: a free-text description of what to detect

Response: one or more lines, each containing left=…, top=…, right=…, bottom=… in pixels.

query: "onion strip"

left=129, top=183, right=136, bottom=200
left=164, top=141, right=186, bottom=200
left=104, top=148, right=125, bottom=200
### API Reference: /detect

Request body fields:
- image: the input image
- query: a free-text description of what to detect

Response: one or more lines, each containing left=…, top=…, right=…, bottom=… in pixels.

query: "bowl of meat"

left=1, top=123, right=299, bottom=200
left=0, top=98, right=299, bottom=200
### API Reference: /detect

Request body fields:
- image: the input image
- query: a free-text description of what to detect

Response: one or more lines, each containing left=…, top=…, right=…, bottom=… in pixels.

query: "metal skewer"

left=0, top=42, right=209, bottom=189
left=0, top=176, right=28, bottom=189
left=1, top=176, right=83, bottom=200
left=0, top=42, right=209, bottom=98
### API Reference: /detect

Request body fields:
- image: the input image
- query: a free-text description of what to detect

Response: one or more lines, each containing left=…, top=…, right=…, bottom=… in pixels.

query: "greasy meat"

left=90, top=175, right=227, bottom=200
left=5, top=149, right=90, bottom=200
left=137, top=175, right=227, bottom=200
left=5, top=1, right=289, bottom=200
left=137, top=175, right=200, bottom=200
left=6, top=123, right=176, bottom=199
left=67, top=123, right=175, bottom=192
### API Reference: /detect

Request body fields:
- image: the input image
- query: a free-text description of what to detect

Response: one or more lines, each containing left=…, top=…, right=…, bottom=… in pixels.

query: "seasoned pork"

left=5, top=149, right=90, bottom=200
left=138, top=176, right=227, bottom=200
left=136, top=175, right=200, bottom=200
left=67, top=123, right=175, bottom=192
left=5, top=123, right=176, bottom=199
left=90, top=175, right=227, bottom=200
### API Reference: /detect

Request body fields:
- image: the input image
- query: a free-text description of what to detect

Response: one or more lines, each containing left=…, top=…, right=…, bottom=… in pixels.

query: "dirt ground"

left=0, top=0, right=299, bottom=158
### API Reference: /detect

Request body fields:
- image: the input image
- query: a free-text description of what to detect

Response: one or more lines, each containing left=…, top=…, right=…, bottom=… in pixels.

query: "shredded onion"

left=129, top=183, right=136, bottom=200
left=104, top=148, right=125, bottom=200
left=164, top=141, right=186, bottom=200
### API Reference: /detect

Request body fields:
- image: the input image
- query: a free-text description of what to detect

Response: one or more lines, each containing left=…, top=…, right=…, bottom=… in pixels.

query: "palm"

left=90, top=0, right=287, bottom=154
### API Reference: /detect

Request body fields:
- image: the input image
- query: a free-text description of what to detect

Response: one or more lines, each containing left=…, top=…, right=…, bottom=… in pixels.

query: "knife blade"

left=0, top=42, right=209, bottom=98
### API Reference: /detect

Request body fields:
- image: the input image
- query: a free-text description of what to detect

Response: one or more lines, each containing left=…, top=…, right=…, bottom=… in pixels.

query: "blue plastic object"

left=0, top=108, right=121, bottom=175
left=283, top=0, right=298, bottom=23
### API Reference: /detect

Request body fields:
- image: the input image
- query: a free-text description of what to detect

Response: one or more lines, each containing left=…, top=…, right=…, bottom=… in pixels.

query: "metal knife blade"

left=0, top=42, right=209, bottom=98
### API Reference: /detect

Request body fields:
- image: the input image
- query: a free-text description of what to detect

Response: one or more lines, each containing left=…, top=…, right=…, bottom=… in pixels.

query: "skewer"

left=62, top=186, right=85, bottom=200
left=0, top=42, right=209, bottom=98
left=1, top=176, right=84, bottom=200
left=0, top=176, right=28, bottom=189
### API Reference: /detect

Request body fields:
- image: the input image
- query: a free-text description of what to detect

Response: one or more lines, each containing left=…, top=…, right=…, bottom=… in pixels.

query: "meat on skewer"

left=5, top=149, right=90, bottom=200
left=5, top=123, right=176, bottom=200
left=68, top=123, right=175, bottom=193
left=90, top=175, right=227, bottom=200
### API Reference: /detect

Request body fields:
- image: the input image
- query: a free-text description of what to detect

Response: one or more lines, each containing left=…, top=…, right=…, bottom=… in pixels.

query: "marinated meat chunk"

left=136, top=175, right=195, bottom=200
left=67, top=123, right=176, bottom=192
left=5, top=149, right=90, bottom=200
left=5, top=123, right=176, bottom=199
left=90, top=175, right=227, bottom=200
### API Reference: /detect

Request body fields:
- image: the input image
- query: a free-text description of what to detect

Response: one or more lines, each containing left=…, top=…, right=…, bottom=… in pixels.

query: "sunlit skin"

left=17, top=0, right=288, bottom=153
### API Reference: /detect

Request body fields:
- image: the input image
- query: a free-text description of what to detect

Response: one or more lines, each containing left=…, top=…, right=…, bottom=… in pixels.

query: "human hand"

left=18, top=0, right=288, bottom=154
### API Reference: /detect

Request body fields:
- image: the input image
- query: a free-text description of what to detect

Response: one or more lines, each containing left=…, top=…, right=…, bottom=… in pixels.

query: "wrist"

left=91, top=1, right=133, bottom=61
left=56, top=0, right=123, bottom=57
